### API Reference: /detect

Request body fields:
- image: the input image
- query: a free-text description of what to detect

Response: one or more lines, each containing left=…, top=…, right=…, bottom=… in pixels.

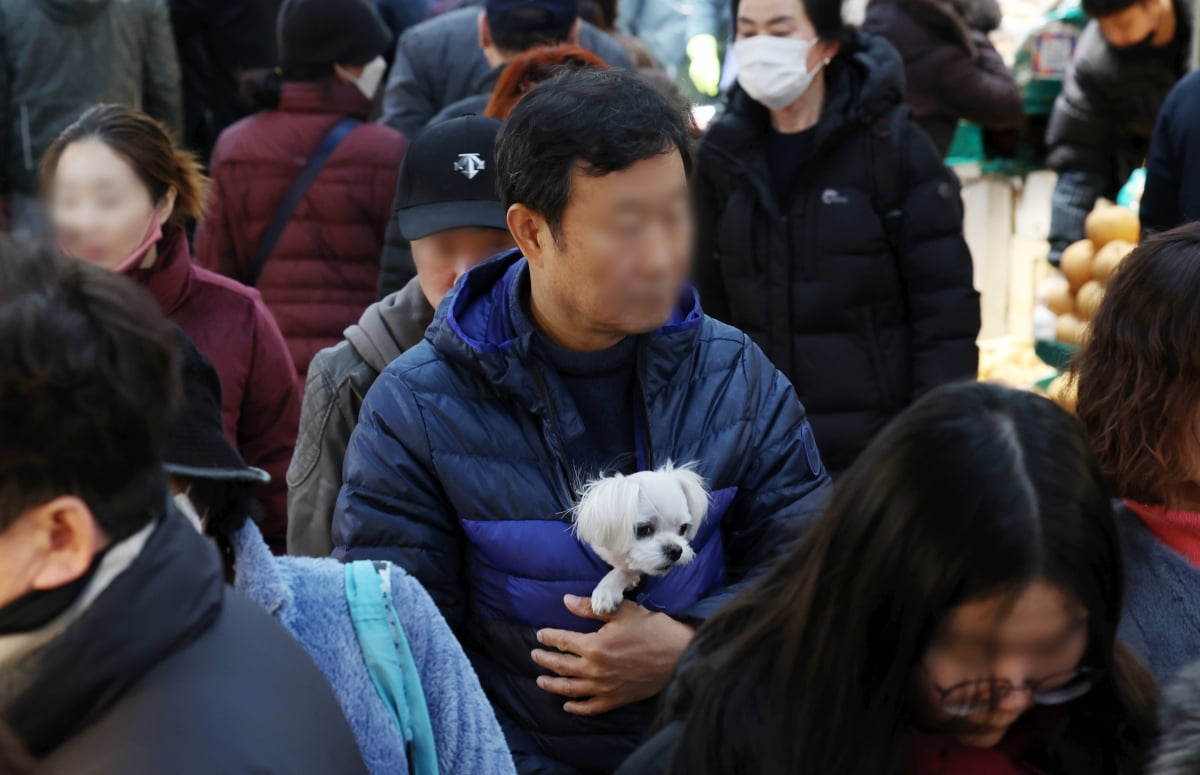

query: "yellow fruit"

left=1093, top=239, right=1133, bottom=285
left=1056, top=313, right=1086, bottom=346
left=1075, top=281, right=1105, bottom=321
left=1085, top=205, right=1140, bottom=250
left=1046, top=284, right=1074, bottom=316
left=1060, top=240, right=1094, bottom=292
left=1048, top=373, right=1078, bottom=413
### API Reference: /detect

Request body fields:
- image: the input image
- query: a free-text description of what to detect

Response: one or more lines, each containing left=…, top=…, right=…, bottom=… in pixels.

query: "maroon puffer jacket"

left=131, top=228, right=301, bottom=552
left=197, top=81, right=407, bottom=376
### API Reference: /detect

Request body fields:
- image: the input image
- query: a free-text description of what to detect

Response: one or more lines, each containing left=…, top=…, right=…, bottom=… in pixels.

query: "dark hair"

left=41, top=105, right=208, bottom=230
left=1075, top=223, right=1200, bottom=505
left=490, top=7, right=575, bottom=54
left=240, top=62, right=337, bottom=110
left=662, top=382, right=1158, bottom=774
left=1082, top=0, right=1144, bottom=19
left=184, top=477, right=258, bottom=577
left=496, top=68, right=693, bottom=239
left=0, top=238, right=178, bottom=540
left=485, top=44, right=608, bottom=119
left=732, top=0, right=846, bottom=41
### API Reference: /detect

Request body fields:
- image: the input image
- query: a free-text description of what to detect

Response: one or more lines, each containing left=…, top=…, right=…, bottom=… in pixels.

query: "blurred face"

left=513, top=151, right=692, bottom=349
left=735, top=0, right=838, bottom=70
left=50, top=140, right=173, bottom=270
left=1097, top=0, right=1164, bottom=48
left=915, top=580, right=1091, bottom=748
left=412, top=227, right=516, bottom=310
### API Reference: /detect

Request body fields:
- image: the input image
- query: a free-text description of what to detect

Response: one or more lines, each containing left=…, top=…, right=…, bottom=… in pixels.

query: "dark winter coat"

left=381, top=6, right=634, bottom=140
left=693, top=32, right=980, bottom=473
left=288, top=277, right=433, bottom=557
left=1046, top=4, right=1189, bottom=190
left=0, top=508, right=368, bottom=774
left=0, top=0, right=182, bottom=196
left=1140, top=69, right=1200, bottom=233
left=169, top=0, right=275, bottom=161
left=332, top=251, right=832, bottom=774
left=196, top=81, right=407, bottom=377
left=861, top=0, right=1022, bottom=156
left=133, top=228, right=301, bottom=551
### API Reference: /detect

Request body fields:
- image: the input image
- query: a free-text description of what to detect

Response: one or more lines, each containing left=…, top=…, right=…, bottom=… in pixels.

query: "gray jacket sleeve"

left=287, top=349, right=359, bottom=557
left=381, top=27, right=436, bottom=140
left=142, top=0, right=184, bottom=138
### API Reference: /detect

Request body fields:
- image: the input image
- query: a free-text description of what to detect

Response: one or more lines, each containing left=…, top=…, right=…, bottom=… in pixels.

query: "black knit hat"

left=395, top=116, right=508, bottom=240
left=165, top=330, right=270, bottom=485
left=277, top=0, right=393, bottom=68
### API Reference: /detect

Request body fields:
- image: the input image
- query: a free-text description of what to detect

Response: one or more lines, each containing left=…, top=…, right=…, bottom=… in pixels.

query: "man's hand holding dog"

left=531, top=594, right=695, bottom=716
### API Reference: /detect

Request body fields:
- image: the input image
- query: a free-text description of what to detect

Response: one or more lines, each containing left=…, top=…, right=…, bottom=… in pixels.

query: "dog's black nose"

left=664, top=545, right=683, bottom=562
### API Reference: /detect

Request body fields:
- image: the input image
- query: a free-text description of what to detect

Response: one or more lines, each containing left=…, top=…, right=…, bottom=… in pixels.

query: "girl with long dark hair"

left=619, top=381, right=1158, bottom=775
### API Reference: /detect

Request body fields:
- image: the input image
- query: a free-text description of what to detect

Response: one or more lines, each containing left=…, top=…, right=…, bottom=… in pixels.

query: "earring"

left=824, top=57, right=832, bottom=66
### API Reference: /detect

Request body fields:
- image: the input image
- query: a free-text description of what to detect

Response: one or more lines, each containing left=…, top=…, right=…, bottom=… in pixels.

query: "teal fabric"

left=345, top=560, right=439, bottom=775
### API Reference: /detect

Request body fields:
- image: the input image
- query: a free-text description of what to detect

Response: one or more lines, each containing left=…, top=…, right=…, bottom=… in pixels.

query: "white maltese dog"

left=572, top=462, right=709, bottom=615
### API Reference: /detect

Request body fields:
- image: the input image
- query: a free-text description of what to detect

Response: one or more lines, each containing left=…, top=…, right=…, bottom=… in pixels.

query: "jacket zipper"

left=531, top=366, right=578, bottom=510
left=20, top=104, right=32, bottom=172
left=634, top=339, right=655, bottom=470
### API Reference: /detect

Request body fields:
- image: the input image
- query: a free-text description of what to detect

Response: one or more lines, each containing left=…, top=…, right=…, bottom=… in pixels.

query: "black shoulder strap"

left=247, top=117, right=362, bottom=287
left=869, top=105, right=910, bottom=251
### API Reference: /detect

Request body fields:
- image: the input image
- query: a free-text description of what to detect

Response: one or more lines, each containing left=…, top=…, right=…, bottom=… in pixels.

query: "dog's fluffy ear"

left=573, top=474, right=639, bottom=555
left=667, top=462, right=709, bottom=534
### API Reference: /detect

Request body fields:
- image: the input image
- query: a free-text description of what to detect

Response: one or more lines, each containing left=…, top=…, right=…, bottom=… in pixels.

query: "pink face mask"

left=60, top=212, right=163, bottom=274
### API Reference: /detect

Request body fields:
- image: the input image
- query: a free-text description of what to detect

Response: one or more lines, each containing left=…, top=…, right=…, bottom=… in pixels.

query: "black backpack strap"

left=247, top=116, right=362, bottom=287
left=869, top=105, right=910, bottom=252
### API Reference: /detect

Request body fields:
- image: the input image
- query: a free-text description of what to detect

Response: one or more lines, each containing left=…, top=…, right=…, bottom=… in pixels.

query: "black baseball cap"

left=486, top=0, right=580, bottom=31
left=394, top=116, right=509, bottom=241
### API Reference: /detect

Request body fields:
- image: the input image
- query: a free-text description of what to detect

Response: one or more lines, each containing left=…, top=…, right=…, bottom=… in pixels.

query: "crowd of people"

left=2, top=0, right=1200, bottom=772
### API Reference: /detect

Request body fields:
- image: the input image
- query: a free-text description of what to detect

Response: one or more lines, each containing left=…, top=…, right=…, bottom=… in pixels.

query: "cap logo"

left=454, top=153, right=486, bottom=180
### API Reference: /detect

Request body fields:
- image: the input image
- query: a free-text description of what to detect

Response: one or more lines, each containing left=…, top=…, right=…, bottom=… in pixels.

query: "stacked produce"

left=1045, top=203, right=1139, bottom=346
left=1035, top=202, right=1139, bottom=413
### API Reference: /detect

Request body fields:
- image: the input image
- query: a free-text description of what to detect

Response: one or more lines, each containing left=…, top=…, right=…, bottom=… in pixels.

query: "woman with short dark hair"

left=693, top=0, right=980, bottom=474
left=619, top=381, right=1158, bottom=775
left=1075, top=221, right=1200, bottom=685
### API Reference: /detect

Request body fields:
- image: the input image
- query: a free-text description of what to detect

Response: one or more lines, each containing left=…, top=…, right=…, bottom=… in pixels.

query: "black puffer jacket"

left=694, top=32, right=980, bottom=473
left=861, top=0, right=1022, bottom=156
left=1046, top=4, right=1189, bottom=186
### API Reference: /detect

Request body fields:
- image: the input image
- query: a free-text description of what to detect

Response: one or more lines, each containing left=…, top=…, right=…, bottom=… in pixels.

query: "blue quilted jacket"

left=333, top=251, right=831, bottom=774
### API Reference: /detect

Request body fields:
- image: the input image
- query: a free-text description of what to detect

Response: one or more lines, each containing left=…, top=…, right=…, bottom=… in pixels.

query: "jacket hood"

left=345, top=277, right=433, bottom=372
left=36, top=0, right=112, bottom=24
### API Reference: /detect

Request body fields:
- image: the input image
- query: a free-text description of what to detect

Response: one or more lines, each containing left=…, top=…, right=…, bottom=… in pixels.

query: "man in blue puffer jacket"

left=333, top=69, right=832, bottom=775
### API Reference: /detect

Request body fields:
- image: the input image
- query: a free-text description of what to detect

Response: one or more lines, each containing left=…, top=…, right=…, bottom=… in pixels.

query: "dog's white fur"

left=572, top=462, right=709, bottom=615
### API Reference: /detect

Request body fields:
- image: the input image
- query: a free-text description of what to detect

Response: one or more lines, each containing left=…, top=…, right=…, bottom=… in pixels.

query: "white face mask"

left=173, top=491, right=204, bottom=534
left=734, top=35, right=825, bottom=111
left=336, top=55, right=387, bottom=101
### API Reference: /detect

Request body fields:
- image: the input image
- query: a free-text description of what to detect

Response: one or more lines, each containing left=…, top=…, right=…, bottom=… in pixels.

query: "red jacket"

left=197, top=81, right=407, bottom=376
left=130, top=229, right=301, bottom=551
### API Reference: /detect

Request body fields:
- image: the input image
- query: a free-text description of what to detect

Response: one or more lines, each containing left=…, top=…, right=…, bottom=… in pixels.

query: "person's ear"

left=478, top=11, right=492, bottom=49
left=156, top=187, right=177, bottom=227
left=568, top=17, right=582, bottom=44
left=507, top=203, right=554, bottom=269
left=819, top=39, right=840, bottom=66
left=28, top=496, right=105, bottom=592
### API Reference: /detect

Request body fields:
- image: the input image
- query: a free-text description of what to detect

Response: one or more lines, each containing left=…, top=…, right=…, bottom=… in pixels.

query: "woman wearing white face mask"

left=195, top=0, right=408, bottom=378
left=692, top=0, right=981, bottom=475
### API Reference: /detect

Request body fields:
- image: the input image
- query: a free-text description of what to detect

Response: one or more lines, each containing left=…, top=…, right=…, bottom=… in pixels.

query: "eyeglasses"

left=929, top=666, right=1100, bottom=717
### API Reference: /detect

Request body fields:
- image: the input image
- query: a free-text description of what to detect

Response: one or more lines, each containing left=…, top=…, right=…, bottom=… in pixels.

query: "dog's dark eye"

left=635, top=524, right=654, bottom=539
left=678, top=524, right=690, bottom=536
